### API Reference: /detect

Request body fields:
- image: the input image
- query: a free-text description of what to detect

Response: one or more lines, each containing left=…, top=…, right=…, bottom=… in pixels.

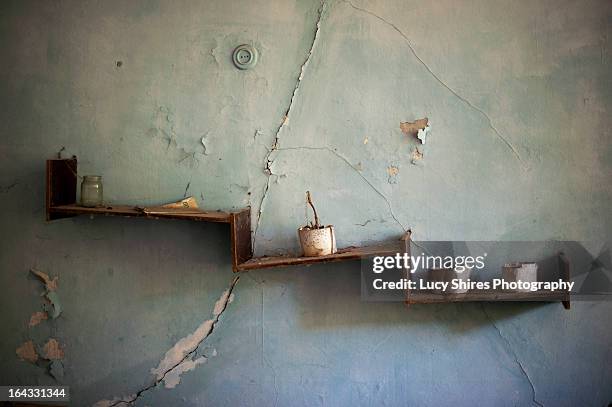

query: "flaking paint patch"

left=30, top=268, right=61, bottom=318
left=200, top=133, right=210, bottom=155
left=411, top=147, right=424, bottom=165
left=150, top=282, right=234, bottom=380
left=162, top=356, right=207, bottom=389
left=31, top=268, right=58, bottom=291
left=29, top=311, right=48, bottom=327
left=42, top=338, right=64, bottom=360
left=151, top=320, right=214, bottom=381
left=94, top=277, right=239, bottom=407
left=45, top=291, right=62, bottom=319
left=16, top=340, right=38, bottom=363
left=417, top=124, right=431, bottom=144
left=400, top=117, right=428, bottom=137
left=387, top=165, right=399, bottom=184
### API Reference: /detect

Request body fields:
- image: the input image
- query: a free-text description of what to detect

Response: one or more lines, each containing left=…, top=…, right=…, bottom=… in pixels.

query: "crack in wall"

left=277, top=146, right=407, bottom=232
left=252, top=0, right=327, bottom=252
left=0, top=181, right=18, bottom=193
left=480, top=304, right=543, bottom=407
left=343, top=0, right=526, bottom=170
left=95, top=276, right=240, bottom=407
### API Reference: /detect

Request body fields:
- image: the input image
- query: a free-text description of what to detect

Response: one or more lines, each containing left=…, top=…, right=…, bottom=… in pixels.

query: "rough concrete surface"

left=0, top=0, right=611, bottom=406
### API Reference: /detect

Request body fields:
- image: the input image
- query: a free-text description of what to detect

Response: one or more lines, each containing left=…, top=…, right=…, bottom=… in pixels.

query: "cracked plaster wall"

left=0, top=0, right=611, bottom=405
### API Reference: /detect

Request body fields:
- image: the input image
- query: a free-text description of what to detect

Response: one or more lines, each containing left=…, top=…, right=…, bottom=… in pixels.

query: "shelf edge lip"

left=48, top=204, right=244, bottom=223
left=236, top=246, right=403, bottom=271
left=405, top=291, right=569, bottom=303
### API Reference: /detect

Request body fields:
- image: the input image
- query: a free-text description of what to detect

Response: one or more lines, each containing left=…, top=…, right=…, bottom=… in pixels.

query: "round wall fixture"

left=232, top=44, right=258, bottom=70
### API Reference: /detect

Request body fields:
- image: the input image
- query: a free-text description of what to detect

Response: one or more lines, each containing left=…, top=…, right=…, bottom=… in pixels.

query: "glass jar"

left=81, top=175, right=103, bottom=207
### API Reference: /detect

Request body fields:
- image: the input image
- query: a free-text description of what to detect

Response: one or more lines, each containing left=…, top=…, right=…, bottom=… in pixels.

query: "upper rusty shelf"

left=49, top=203, right=239, bottom=223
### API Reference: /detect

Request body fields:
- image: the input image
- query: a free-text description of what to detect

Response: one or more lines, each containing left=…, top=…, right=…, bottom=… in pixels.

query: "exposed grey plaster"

left=343, top=0, right=526, bottom=169
left=253, top=0, right=327, bottom=251
left=162, top=356, right=207, bottom=389
left=200, top=133, right=210, bottom=156
left=481, top=305, right=543, bottom=407
left=94, top=276, right=240, bottom=407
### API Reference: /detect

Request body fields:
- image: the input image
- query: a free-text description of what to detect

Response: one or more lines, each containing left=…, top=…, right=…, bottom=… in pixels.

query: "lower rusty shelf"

left=405, top=253, right=571, bottom=309
left=236, top=242, right=403, bottom=271
left=406, top=290, right=570, bottom=309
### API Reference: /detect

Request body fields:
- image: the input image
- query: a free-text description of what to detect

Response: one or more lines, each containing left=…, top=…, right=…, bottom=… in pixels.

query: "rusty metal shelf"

left=49, top=203, right=236, bottom=223
left=403, top=253, right=571, bottom=309
left=405, top=290, right=568, bottom=304
left=45, top=158, right=572, bottom=310
left=236, top=242, right=404, bottom=271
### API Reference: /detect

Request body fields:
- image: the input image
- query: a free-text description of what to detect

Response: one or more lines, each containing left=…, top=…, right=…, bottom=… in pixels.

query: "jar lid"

left=83, top=175, right=102, bottom=180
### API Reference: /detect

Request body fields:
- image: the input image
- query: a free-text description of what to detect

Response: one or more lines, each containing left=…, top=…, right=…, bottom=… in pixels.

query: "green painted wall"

left=1, top=0, right=611, bottom=405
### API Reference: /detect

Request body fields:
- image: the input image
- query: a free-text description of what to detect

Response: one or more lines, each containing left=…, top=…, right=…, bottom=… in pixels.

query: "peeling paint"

left=200, top=133, right=210, bottom=155
left=31, top=269, right=61, bottom=319
left=345, top=0, right=526, bottom=168
left=400, top=117, right=429, bottom=136
left=417, top=124, right=431, bottom=144
left=42, top=338, right=64, bottom=360
left=411, top=147, right=424, bottom=165
left=44, top=291, right=62, bottom=319
left=151, top=321, right=212, bottom=379
left=94, top=277, right=240, bottom=407
left=16, top=340, right=38, bottom=363
left=162, top=356, right=207, bottom=389
left=387, top=165, right=399, bottom=184
left=209, top=39, right=220, bottom=65
left=31, top=268, right=58, bottom=291
left=2, top=1, right=610, bottom=405
left=151, top=280, right=234, bottom=379
left=28, top=311, right=48, bottom=327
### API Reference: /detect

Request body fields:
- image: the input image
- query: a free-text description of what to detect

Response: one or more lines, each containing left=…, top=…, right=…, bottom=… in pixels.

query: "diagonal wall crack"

left=481, top=305, right=543, bottom=407
left=96, top=276, right=240, bottom=407
left=277, top=146, right=407, bottom=232
left=253, top=0, right=327, bottom=252
left=1, top=181, right=18, bottom=193
left=343, top=0, right=526, bottom=169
